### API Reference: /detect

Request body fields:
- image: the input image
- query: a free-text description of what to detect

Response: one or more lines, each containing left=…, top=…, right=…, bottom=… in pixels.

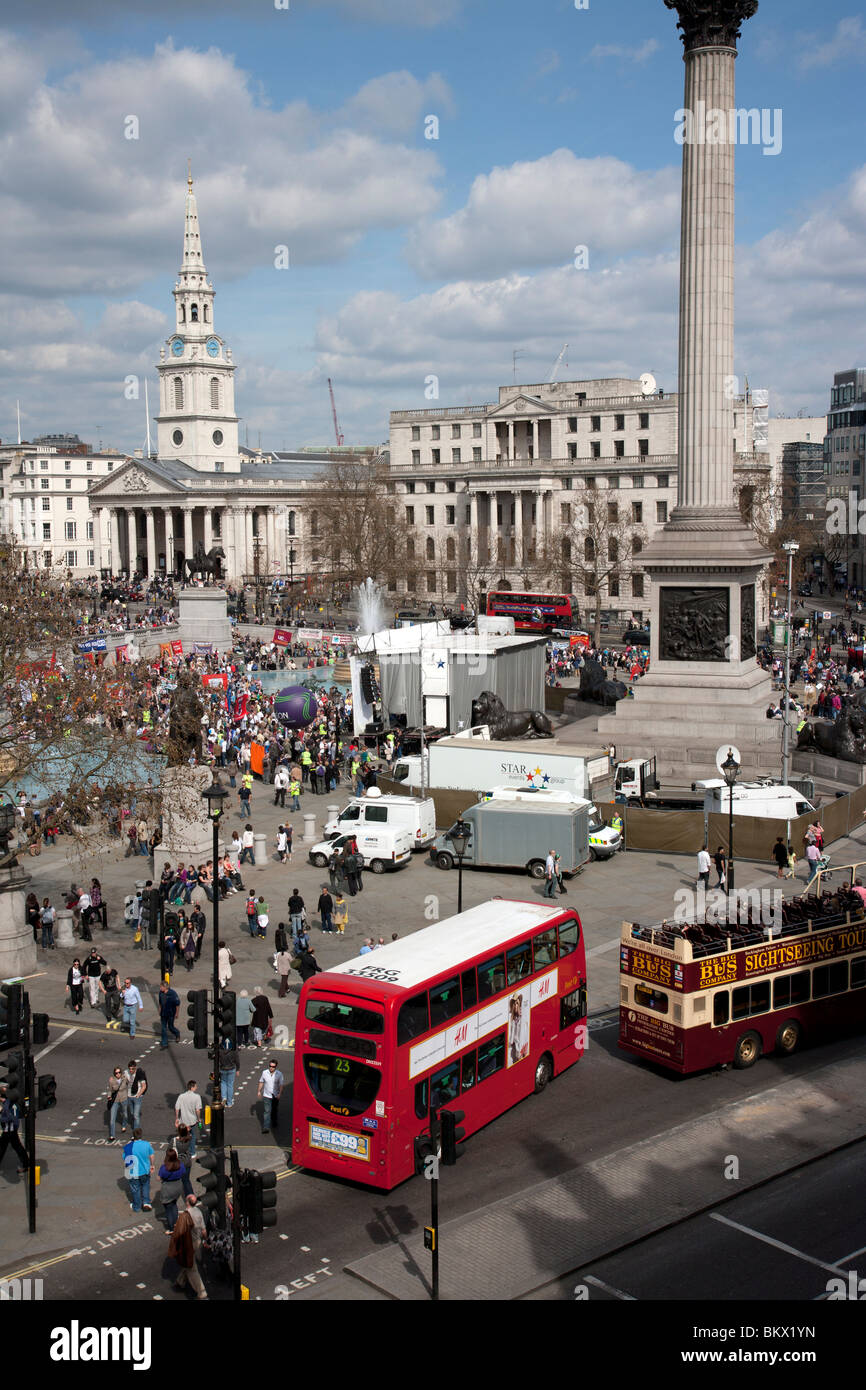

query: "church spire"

left=181, top=164, right=206, bottom=276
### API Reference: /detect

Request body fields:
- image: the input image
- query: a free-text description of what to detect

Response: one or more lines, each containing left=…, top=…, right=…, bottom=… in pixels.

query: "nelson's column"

left=598, top=0, right=778, bottom=776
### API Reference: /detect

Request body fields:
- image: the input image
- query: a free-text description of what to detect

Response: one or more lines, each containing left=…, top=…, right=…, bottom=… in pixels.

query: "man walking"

left=159, top=981, right=181, bottom=1048
left=543, top=848, right=557, bottom=899
left=0, top=1085, right=29, bottom=1173
left=276, top=944, right=293, bottom=998
left=121, top=977, right=144, bottom=1036
left=273, top=764, right=289, bottom=808
left=697, top=845, right=711, bottom=891
left=84, top=948, right=107, bottom=1008
left=99, top=963, right=122, bottom=1022
left=123, top=1127, right=154, bottom=1212
left=317, top=887, right=334, bottom=934
left=125, top=1059, right=148, bottom=1129
left=288, top=888, right=305, bottom=937
left=175, top=1080, right=203, bottom=1158
left=257, top=1058, right=284, bottom=1134
left=240, top=824, right=255, bottom=866
left=239, top=772, right=253, bottom=819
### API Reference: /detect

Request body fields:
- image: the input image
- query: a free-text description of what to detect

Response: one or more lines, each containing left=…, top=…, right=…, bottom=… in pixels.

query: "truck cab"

left=614, top=756, right=658, bottom=801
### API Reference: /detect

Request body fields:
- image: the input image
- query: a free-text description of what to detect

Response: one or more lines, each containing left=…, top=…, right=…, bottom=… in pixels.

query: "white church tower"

left=156, top=168, right=240, bottom=472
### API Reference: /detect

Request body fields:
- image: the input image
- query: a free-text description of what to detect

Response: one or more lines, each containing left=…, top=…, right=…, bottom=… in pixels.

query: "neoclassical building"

left=89, top=174, right=334, bottom=582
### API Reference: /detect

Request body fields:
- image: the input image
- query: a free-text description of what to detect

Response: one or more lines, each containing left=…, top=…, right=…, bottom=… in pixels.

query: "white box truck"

left=323, top=787, right=436, bottom=850
left=694, top=780, right=816, bottom=820
left=432, top=800, right=591, bottom=878
left=393, top=729, right=610, bottom=801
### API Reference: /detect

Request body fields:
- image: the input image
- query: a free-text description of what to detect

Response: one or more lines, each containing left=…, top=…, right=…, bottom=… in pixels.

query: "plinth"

left=0, top=864, right=36, bottom=980
left=177, top=587, right=232, bottom=653
left=158, top=766, right=216, bottom=864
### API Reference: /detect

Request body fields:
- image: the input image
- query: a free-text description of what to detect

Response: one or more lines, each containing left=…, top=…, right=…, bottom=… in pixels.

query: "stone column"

left=126, top=509, right=137, bottom=575
left=203, top=507, right=214, bottom=553
left=146, top=510, right=157, bottom=577
left=507, top=422, right=514, bottom=460
left=109, top=508, right=121, bottom=575
left=245, top=507, right=254, bottom=576
left=91, top=507, right=103, bottom=572
left=164, top=507, right=175, bottom=577
left=183, top=505, right=194, bottom=563
left=531, top=420, right=538, bottom=460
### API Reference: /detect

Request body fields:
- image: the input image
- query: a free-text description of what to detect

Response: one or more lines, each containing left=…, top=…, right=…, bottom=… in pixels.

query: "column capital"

left=664, top=0, right=758, bottom=54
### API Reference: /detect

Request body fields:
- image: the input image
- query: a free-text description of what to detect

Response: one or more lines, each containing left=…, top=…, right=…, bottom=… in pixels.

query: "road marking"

left=709, top=1213, right=845, bottom=1275
left=34, top=1027, right=77, bottom=1062
left=583, top=1274, right=637, bottom=1301
left=586, top=937, right=619, bottom=958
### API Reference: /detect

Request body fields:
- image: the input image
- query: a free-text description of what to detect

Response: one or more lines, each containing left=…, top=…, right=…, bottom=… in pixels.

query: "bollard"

left=253, top=832, right=267, bottom=865
left=55, top=910, right=75, bottom=947
left=302, top=813, right=318, bottom=845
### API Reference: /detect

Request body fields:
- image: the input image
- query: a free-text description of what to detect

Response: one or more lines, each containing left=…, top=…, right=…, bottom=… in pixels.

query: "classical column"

left=164, top=507, right=175, bottom=576
left=507, top=422, right=514, bottom=461
left=531, top=420, right=538, bottom=461
left=203, top=506, right=214, bottom=553
left=91, top=507, right=103, bottom=572
left=245, top=507, right=254, bottom=576
left=145, top=511, right=157, bottom=577
left=183, top=505, right=194, bottom=562
left=126, top=510, right=137, bottom=575
left=109, top=508, right=121, bottom=575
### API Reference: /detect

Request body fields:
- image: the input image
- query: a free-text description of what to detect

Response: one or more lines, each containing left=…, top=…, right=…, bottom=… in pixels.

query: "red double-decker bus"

left=291, top=900, right=587, bottom=1188
left=619, top=883, right=866, bottom=1074
left=485, top=591, right=580, bottom=634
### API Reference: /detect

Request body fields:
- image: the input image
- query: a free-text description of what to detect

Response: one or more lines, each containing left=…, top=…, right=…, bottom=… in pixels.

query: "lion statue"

left=471, top=689, right=554, bottom=740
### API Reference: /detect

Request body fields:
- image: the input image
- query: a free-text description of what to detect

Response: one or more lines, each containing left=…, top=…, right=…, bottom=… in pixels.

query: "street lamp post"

left=781, top=540, right=800, bottom=790
left=201, top=776, right=230, bottom=1226
left=721, top=748, right=740, bottom=894
left=289, top=547, right=296, bottom=622
left=447, top=818, right=472, bottom=915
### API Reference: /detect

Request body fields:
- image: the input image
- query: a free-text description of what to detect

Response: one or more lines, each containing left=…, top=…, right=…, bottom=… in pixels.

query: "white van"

left=307, top=827, right=412, bottom=874
left=324, top=787, right=436, bottom=850
left=485, top=786, right=622, bottom=859
left=694, top=780, right=816, bottom=820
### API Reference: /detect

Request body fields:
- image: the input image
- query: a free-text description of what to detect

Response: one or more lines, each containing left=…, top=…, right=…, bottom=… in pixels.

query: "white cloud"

left=799, top=17, right=866, bottom=70
left=406, top=150, right=680, bottom=279
left=0, top=36, right=446, bottom=296
left=587, top=39, right=660, bottom=64
left=18, top=0, right=462, bottom=26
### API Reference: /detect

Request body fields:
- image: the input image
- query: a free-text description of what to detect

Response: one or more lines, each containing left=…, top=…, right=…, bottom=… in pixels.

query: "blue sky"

left=1, top=0, right=865, bottom=451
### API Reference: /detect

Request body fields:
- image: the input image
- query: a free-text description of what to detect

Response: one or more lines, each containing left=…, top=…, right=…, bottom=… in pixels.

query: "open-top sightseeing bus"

left=619, top=878, right=866, bottom=1074
left=292, top=899, right=587, bottom=1188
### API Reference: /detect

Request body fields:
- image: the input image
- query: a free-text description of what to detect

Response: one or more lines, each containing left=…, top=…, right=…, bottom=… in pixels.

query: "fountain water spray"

left=355, top=577, right=386, bottom=636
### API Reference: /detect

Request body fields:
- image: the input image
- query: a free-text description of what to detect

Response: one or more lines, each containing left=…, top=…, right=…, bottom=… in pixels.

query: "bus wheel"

left=533, top=1053, right=553, bottom=1093
left=775, top=1020, right=802, bottom=1056
left=370, top=859, right=386, bottom=875
left=528, top=859, right=546, bottom=879
left=436, top=852, right=454, bottom=870
left=733, top=1031, right=762, bottom=1069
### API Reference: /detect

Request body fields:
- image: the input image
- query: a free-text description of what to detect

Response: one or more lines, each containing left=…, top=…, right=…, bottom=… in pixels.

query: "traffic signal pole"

left=210, top=805, right=227, bottom=1231
left=22, top=992, right=36, bottom=1234
left=230, top=1149, right=243, bottom=1303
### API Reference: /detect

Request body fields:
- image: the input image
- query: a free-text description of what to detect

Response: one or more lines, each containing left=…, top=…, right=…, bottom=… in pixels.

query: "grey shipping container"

left=433, top=801, right=590, bottom=878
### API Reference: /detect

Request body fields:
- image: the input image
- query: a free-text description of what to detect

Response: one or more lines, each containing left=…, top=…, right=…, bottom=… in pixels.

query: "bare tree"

left=312, top=455, right=408, bottom=592
left=550, top=485, right=646, bottom=643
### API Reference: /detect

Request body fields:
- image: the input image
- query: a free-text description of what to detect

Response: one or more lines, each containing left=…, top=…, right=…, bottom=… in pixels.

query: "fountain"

left=355, top=577, right=386, bottom=636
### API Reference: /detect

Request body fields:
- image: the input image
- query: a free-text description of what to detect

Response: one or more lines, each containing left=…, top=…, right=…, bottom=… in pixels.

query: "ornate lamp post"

left=201, top=776, right=230, bottom=1219
left=721, top=747, right=741, bottom=893
left=447, top=818, right=472, bottom=914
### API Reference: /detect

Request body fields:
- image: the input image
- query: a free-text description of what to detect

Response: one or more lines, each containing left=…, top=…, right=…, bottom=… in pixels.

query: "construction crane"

left=327, top=378, right=344, bottom=447
left=548, top=343, right=569, bottom=383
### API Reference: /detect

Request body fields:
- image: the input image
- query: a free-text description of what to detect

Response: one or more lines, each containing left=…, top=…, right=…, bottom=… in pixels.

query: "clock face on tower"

left=206, top=338, right=220, bottom=358
left=170, top=338, right=184, bottom=357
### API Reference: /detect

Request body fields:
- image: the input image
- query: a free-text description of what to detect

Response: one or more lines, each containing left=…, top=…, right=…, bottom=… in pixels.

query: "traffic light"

left=0, top=984, right=22, bottom=1044
left=187, top=989, right=208, bottom=1049
left=32, top=1014, right=49, bottom=1046
left=219, top=990, right=236, bottom=1048
left=246, top=1168, right=277, bottom=1233
left=197, top=1148, right=225, bottom=1216
left=439, top=1109, right=466, bottom=1166
left=1, top=1051, right=24, bottom=1107
left=37, top=1074, right=57, bottom=1110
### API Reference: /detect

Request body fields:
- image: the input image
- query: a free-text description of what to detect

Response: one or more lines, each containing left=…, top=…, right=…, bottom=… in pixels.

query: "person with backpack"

left=288, top=889, right=305, bottom=937
left=40, top=897, right=56, bottom=949
left=245, top=891, right=258, bottom=937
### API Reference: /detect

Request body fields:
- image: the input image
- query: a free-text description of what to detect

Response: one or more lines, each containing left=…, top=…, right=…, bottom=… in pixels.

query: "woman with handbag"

left=167, top=1208, right=208, bottom=1299
left=158, top=1149, right=189, bottom=1232
left=65, top=959, right=84, bottom=1014
left=180, top=923, right=196, bottom=972
left=107, top=1066, right=129, bottom=1140
left=218, top=940, right=234, bottom=989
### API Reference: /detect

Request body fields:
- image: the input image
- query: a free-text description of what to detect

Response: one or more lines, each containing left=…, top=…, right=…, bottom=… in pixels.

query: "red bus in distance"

left=292, top=900, right=587, bottom=1189
left=486, top=591, right=581, bottom=634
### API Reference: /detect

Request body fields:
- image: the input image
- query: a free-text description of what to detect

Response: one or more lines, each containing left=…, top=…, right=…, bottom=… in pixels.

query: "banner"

left=77, top=636, right=107, bottom=654
left=273, top=628, right=292, bottom=647
left=159, top=642, right=173, bottom=661
left=233, top=693, right=249, bottom=722
left=202, top=673, right=228, bottom=692
left=171, top=639, right=183, bottom=657
left=569, top=633, right=591, bottom=649
left=115, top=644, right=129, bottom=663
left=250, top=741, right=265, bottom=776
left=193, top=642, right=213, bottom=655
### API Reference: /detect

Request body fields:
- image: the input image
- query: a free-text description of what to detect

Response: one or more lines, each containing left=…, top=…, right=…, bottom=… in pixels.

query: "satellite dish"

left=639, top=373, right=657, bottom=396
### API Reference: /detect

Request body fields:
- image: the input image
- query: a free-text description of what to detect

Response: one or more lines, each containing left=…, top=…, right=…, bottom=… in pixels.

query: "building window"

left=431, top=425, right=440, bottom=440
left=473, top=423, right=482, bottom=437
left=174, top=377, right=183, bottom=409
left=66, top=551, right=77, bottom=568
left=42, top=523, right=51, bottom=539
left=632, top=475, right=644, bottom=488
left=568, top=443, right=577, bottom=461
left=412, top=450, right=420, bottom=466
left=657, top=473, right=669, bottom=488
left=607, top=502, right=618, bottom=523
left=43, top=551, right=52, bottom=567
left=87, top=550, right=94, bottom=567
left=452, top=449, right=461, bottom=464
left=406, top=481, right=415, bottom=494
left=447, top=481, right=456, bottom=492
left=609, top=574, right=620, bottom=597
left=473, top=447, right=481, bottom=462
left=65, top=479, right=72, bottom=489
left=561, top=503, right=571, bottom=523
left=426, top=571, right=436, bottom=592
left=288, top=511, right=295, bottom=535
left=86, top=521, right=94, bottom=539
left=567, top=416, right=578, bottom=432
left=590, top=416, right=601, bottom=432
left=411, top=426, right=420, bottom=441
left=87, top=460, right=92, bottom=471
left=445, top=570, right=456, bottom=593
left=426, top=537, right=435, bottom=561
left=64, top=521, right=76, bottom=540
left=406, top=506, right=415, bottom=524
left=407, top=538, right=415, bottom=560
left=66, top=498, right=73, bottom=511
left=190, top=304, right=198, bottom=322
left=633, top=574, right=644, bottom=598
left=656, top=500, right=668, bottom=523
left=446, top=536, right=456, bottom=560
left=107, top=462, right=113, bottom=471
left=40, top=460, right=48, bottom=471
left=310, top=510, right=319, bottom=536
left=446, top=506, right=455, bottom=524
left=214, top=461, right=224, bottom=473
left=42, top=498, right=49, bottom=511
left=639, top=413, right=649, bottom=431
left=425, top=506, right=434, bottom=524
left=615, top=414, right=625, bottom=431
left=432, top=449, right=440, bottom=464
left=41, top=479, right=49, bottom=490
left=591, top=442, right=601, bottom=459
left=426, top=480, right=435, bottom=493
left=451, top=424, right=461, bottom=438
left=632, top=501, right=643, bottom=523
left=638, top=439, right=649, bottom=457
left=64, top=460, right=71, bottom=471
left=614, top=440, right=625, bottom=457
left=210, top=379, right=220, bottom=410
left=608, top=475, right=619, bottom=489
